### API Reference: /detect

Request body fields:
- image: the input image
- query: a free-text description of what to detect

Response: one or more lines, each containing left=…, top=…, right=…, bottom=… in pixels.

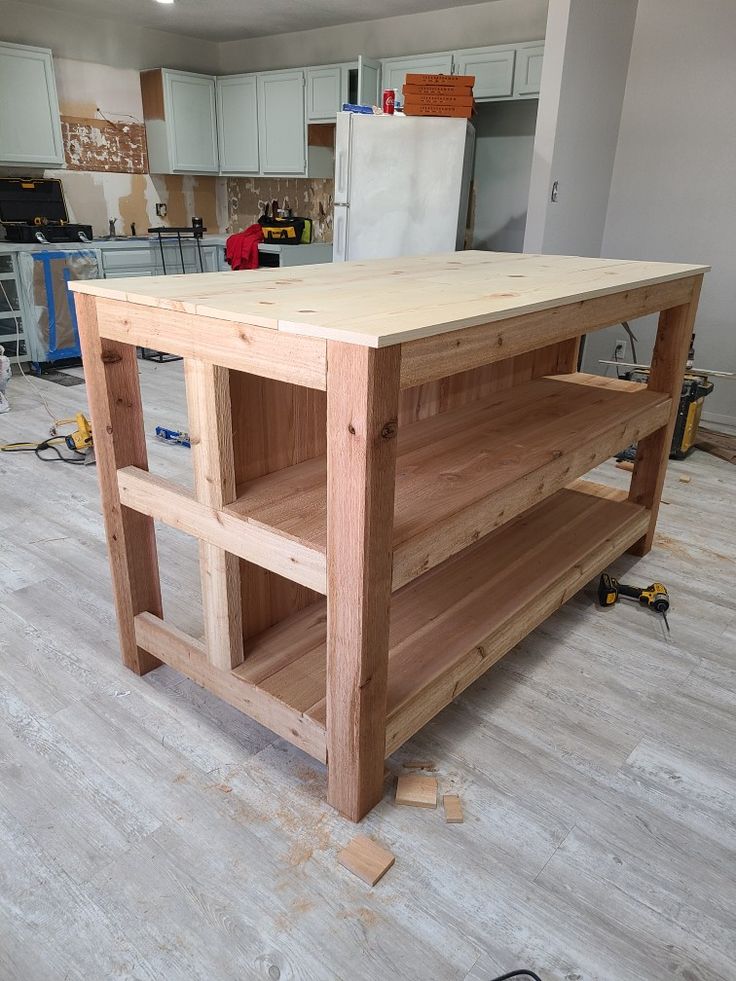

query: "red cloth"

left=226, top=224, right=263, bottom=270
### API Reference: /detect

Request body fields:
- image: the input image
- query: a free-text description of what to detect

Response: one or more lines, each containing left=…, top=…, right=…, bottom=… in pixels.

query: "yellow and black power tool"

left=598, top=572, right=670, bottom=631
left=1, top=412, right=94, bottom=465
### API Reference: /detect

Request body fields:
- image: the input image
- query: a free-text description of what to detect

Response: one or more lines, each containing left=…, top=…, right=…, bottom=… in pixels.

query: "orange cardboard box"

left=403, top=83, right=473, bottom=98
left=403, top=103, right=473, bottom=118
left=404, top=73, right=475, bottom=88
left=403, top=92, right=474, bottom=108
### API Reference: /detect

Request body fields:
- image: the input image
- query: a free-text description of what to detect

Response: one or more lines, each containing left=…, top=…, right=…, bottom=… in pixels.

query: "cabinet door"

left=515, top=42, right=545, bottom=98
left=306, top=66, right=341, bottom=121
left=455, top=46, right=515, bottom=100
left=357, top=56, right=381, bottom=106
left=0, top=42, right=63, bottom=166
left=257, top=71, right=306, bottom=175
left=164, top=70, right=219, bottom=174
left=217, top=74, right=259, bottom=175
left=381, top=52, right=454, bottom=99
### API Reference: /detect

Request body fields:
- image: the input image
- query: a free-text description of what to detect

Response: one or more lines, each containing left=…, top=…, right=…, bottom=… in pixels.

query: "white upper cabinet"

left=357, top=56, right=381, bottom=107
left=217, top=74, right=259, bottom=175
left=141, top=68, right=219, bottom=174
left=257, top=71, right=306, bottom=175
left=455, top=46, right=516, bottom=101
left=0, top=42, right=63, bottom=167
left=381, top=52, right=455, bottom=98
left=514, top=41, right=545, bottom=98
left=164, top=71, right=219, bottom=173
left=306, top=66, right=342, bottom=121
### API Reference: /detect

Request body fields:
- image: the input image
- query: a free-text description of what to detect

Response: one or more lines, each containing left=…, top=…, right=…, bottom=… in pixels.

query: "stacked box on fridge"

left=402, top=74, right=475, bottom=118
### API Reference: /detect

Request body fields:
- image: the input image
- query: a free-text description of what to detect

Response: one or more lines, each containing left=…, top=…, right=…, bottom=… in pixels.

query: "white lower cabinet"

left=257, top=71, right=307, bottom=175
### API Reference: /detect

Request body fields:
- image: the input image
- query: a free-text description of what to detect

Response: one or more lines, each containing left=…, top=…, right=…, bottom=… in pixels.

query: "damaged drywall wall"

left=0, top=57, right=231, bottom=237
left=227, top=177, right=334, bottom=242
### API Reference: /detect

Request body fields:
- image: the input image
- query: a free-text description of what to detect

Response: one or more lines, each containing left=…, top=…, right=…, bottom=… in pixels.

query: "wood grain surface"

left=70, top=251, right=709, bottom=348
left=0, top=358, right=734, bottom=980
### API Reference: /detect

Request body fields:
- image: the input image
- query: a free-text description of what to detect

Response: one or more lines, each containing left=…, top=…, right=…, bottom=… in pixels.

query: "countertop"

left=69, top=251, right=709, bottom=349
left=0, top=236, right=331, bottom=256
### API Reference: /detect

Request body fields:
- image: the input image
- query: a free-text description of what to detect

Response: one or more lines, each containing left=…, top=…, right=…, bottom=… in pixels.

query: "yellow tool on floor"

left=54, top=413, right=94, bottom=453
left=598, top=572, right=670, bottom=631
left=1, top=412, right=95, bottom=465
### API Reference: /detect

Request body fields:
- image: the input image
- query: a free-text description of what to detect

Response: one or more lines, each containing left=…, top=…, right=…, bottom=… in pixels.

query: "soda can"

left=382, top=89, right=395, bottom=114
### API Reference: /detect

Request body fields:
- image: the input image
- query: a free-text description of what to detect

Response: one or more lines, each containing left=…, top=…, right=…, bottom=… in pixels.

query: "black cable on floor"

left=1, top=437, right=90, bottom=465
left=488, top=971, right=543, bottom=981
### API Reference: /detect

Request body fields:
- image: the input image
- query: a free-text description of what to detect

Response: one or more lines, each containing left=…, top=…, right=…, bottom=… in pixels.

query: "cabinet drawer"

left=101, top=248, right=153, bottom=275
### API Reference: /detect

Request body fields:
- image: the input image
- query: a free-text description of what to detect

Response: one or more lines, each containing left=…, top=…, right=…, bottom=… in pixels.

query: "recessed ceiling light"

left=155, top=0, right=175, bottom=5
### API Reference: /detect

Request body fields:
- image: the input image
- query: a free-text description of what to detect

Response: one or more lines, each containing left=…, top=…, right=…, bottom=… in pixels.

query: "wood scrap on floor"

left=338, top=835, right=395, bottom=886
left=679, top=475, right=692, bottom=483
left=616, top=460, right=635, bottom=472
left=402, top=760, right=438, bottom=771
left=443, top=794, right=464, bottom=823
left=396, top=774, right=438, bottom=808
left=696, top=427, right=736, bottom=465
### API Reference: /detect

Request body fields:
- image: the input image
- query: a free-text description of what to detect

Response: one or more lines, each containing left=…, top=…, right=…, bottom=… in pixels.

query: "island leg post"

left=628, top=276, right=703, bottom=555
left=325, top=342, right=400, bottom=821
left=75, top=293, right=163, bottom=674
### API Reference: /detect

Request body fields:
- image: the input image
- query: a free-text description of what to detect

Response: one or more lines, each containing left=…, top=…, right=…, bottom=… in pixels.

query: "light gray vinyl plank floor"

left=0, top=360, right=734, bottom=981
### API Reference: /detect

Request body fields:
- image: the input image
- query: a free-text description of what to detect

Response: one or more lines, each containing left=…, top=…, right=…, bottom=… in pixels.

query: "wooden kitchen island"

left=70, top=251, right=707, bottom=821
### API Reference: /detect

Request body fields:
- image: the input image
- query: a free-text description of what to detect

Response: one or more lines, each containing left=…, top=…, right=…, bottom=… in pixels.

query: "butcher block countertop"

left=69, top=250, right=709, bottom=348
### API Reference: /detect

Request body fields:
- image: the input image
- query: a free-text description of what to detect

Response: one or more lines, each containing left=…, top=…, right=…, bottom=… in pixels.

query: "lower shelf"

left=135, top=480, right=650, bottom=763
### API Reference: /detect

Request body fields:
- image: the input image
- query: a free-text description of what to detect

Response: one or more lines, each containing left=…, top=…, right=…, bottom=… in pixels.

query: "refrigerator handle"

left=333, top=204, right=347, bottom=262
left=335, top=147, right=348, bottom=202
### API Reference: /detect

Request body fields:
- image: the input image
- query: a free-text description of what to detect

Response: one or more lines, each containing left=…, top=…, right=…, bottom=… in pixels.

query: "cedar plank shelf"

left=71, top=250, right=707, bottom=821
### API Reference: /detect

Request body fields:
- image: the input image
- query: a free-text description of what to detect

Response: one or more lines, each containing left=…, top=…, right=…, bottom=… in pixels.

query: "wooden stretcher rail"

left=117, top=467, right=327, bottom=592
left=399, top=277, right=698, bottom=388
left=95, top=296, right=328, bottom=390
left=134, top=611, right=327, bottom=763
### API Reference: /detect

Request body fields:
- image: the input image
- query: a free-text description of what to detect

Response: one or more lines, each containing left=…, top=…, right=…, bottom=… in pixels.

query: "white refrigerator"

left=332, top=112, right=475, bottom=262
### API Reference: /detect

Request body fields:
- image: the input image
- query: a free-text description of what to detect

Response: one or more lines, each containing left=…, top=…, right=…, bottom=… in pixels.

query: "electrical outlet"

left=155, top=202, right=168, bottom=218
left=614, top=339, right=627, bottom=360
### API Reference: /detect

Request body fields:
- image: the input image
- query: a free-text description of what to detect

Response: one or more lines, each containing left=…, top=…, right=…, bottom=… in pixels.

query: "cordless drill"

left=598, top=573, right=670, bottom=630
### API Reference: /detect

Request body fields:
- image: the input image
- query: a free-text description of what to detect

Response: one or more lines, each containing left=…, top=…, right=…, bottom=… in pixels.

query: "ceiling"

left=21, top=0, right=485, bottom=42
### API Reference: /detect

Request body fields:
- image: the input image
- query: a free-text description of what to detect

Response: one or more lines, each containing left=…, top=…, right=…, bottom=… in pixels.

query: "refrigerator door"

left=342, top=114, right=474, bottom=261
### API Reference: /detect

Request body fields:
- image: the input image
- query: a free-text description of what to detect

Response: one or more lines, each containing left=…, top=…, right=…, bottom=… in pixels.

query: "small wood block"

left=616, top=460, right=635, bottom=472
left=679, top=475, right=691, bottom=483
left=395, top=774, right=438, bottom=808
left=443, top=794, right=464, bottom=823
left=338, top=835, right=395, bottom=886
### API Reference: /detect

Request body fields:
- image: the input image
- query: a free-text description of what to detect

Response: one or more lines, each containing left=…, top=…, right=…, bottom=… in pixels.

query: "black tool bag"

left=258, top=214, right=306, bottom=243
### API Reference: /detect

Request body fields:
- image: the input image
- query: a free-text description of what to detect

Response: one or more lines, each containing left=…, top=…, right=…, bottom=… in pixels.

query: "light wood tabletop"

left=70, top=250, right=709, bottom=348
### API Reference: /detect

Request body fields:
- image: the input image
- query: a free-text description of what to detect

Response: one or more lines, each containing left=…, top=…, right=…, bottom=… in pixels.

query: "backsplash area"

left=227, top=177, right=334, bottom=243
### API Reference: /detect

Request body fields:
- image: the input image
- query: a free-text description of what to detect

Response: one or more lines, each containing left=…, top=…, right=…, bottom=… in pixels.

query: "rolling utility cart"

left=70, top=251, right=706, bottom=821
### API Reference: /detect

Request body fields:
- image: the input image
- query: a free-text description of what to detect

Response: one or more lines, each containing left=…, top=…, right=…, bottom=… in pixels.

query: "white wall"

left=583, top=0, right=736, bottom=427
left=471, top=100, right=538, bottom=252
left=0, top=0, right=220, bottom=72
left=219, top=0, right=548, bottom=73
left=524, top=0, right=637, bottom=256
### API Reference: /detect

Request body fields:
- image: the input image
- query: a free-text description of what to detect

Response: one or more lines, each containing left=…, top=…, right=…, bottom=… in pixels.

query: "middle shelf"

left=118, top=372, right=670, bottom=596
left=226, top=371, right=670, bottom=590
